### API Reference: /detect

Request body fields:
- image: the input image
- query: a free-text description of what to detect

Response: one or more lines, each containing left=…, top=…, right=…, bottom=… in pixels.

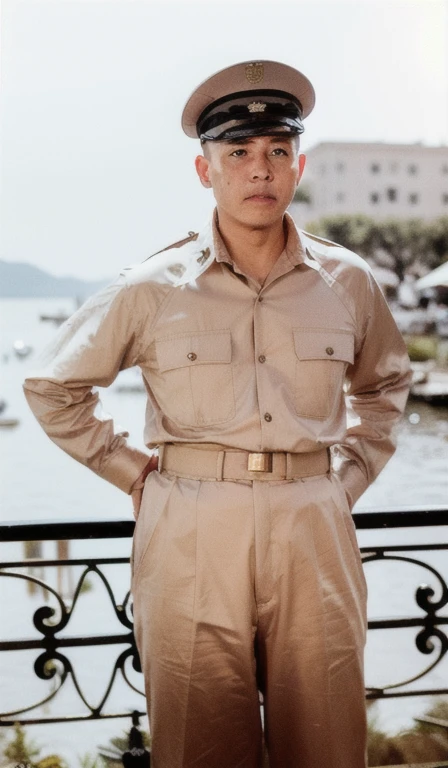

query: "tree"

left=3, top=723, right=40, bottom=765
left=371, top=219, right=425, bottom=282
left=304, top=214, right=377, bottom=259
left=428, top=216, right=448, bottom=265
left=304, top=215, right=448, bottom=281
left=1, top=723, right=68, bottom=768
left=293, top=184, right=312, bottom=204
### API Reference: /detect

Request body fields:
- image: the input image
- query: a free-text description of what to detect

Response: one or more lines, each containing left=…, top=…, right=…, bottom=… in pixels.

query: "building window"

left=408, top=164, right=418, bottom=175
left=409, top=193, right=419, bottom=205
left=390, top=162, right=399, bottom=173
left=443, top=193, right=448, bottom=204
left=387, top=187, right=398, bottom=202
left=371, top=163, right=380, bottom=173
left=370, top=192, right=380, bottom=204
left=336, top=192, right=345, bottom=202
left=336, top=162, right=345, bottom=173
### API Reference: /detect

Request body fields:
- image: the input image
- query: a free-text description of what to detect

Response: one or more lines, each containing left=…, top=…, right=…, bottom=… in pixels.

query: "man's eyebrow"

left=225, top=138, right=252, bottom=146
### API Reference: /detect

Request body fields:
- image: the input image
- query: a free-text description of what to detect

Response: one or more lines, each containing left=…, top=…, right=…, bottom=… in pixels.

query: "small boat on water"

left=410, top=363, right=448, bottom=405
left=12, top=339, right=33, bottom=359
left=0, top=416, right=20, bottom=428
left=0, top=398, right=19, bottom=428
left=39, top=310, right=70, bottom=326
left=39, top=297, right=83, bottom=326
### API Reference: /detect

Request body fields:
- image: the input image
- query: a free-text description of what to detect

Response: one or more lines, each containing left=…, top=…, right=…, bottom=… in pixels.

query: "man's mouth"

left=245, top=194, right=277, bottom=201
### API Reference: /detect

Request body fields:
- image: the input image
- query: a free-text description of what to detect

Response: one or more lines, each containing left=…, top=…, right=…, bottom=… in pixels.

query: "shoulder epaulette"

left=141, top=231, right=199, bottom=263
left=301, top=230, right=343, bottom=248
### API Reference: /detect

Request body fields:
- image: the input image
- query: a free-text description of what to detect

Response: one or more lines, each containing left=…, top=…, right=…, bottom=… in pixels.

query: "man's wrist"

left=130, top=456, right=158, bottom=493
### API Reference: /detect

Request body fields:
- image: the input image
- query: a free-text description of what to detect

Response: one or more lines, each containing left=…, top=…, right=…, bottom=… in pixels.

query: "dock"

left=410, top=365, right=448, bottom=405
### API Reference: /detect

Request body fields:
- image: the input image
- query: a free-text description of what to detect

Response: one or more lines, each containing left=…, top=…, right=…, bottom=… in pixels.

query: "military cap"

left=181, top=59, right=315, bottom=142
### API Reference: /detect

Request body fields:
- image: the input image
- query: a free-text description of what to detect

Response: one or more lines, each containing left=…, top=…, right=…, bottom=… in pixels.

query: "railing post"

left=121, top=711, right=150, bottom=767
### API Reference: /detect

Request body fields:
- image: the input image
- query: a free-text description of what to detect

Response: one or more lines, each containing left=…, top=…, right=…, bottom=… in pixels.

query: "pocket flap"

left=156, top=330, right=232, bottom=372
left=293, top=329, right=354, bottom=363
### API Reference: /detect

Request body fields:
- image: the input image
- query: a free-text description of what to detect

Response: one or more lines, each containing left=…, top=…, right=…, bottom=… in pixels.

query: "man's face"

left=195, top=135, right=306, bottom=229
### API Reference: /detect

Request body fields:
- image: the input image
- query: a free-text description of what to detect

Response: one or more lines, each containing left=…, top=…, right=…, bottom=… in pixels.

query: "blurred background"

left=1, top=1, right=448, bottom=766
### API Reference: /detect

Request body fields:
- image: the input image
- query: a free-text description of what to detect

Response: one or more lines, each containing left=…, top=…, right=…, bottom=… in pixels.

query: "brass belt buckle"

left=247, top=452, right=273, bottom=472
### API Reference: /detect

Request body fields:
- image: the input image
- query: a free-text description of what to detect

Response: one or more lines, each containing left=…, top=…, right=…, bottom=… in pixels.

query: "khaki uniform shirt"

left=23, top=212, right=411, bottom=506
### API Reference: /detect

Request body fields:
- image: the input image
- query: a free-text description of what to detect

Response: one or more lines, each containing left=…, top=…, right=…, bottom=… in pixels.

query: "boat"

left=410, top=364, right=448, bottom=405
left=39, top=296, right=84, bottom=326
left=39, top=310, right=70, bottom=326
left=12, top=339, right=33, bottom=359
left=0, top=417, right=20, bottom=428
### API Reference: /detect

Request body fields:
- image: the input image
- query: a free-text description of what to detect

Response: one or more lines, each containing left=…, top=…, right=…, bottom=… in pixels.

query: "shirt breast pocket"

left=155, top=330, right=235, bottom=427
left=293, top=328, right=354, bottom=420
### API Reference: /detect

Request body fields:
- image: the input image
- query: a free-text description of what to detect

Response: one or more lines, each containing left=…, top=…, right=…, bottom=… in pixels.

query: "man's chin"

left=240, top=210, right=285, bottom=229
left=232, top=203, right=287, bottom=229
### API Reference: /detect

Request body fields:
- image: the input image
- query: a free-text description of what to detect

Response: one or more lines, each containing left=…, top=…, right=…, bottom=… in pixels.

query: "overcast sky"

left=1, top=0, right=448, bottom=279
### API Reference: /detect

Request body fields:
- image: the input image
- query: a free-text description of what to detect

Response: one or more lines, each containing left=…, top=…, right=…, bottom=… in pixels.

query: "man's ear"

left=296, top=153, right=306, bottom=185
left=195, top=155, right=212, bottom=188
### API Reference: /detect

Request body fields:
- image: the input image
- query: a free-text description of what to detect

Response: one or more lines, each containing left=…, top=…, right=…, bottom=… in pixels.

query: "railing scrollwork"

left=1, top=507, right=447, bottom=727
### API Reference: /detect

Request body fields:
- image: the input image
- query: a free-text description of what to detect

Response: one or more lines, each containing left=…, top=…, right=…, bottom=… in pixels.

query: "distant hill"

left=0, top=260, right=109, bottom=298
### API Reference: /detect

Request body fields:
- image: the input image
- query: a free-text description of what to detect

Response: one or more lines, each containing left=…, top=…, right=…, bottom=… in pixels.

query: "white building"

left=292, top=142, right=448, bottom=223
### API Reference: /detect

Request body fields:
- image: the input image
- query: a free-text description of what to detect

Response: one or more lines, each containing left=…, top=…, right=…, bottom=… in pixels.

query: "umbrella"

left=415, top=261, right=448, bottom=290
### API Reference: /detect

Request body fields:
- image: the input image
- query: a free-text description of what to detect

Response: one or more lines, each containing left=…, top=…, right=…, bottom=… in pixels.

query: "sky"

left=1, top=0, right=448, bottom=280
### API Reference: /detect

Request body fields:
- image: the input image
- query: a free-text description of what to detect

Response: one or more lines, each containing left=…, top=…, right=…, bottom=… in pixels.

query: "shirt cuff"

left=100, top=446, right=152, bottom=494
left=335, top=460, right=369, bottom=510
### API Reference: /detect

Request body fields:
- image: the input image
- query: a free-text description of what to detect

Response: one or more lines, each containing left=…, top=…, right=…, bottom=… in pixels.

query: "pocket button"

left=326, top=346, right=334, bottom=356
left=187, top=352, right=197, bottom=361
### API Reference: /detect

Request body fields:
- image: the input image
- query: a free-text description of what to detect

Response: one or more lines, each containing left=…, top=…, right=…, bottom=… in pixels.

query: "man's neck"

left=216, top=210, right=287, bottom=285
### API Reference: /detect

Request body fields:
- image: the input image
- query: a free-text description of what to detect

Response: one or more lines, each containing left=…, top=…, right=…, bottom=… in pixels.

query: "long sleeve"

left=333, top=271, right=412, bottom=508
left=23, top=276, right=151, bottom=493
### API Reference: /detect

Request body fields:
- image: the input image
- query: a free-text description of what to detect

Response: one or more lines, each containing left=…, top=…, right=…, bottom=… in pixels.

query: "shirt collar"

left=173, top=208, right=316, bottom=287
left=212, top=208, right=307, bottom=267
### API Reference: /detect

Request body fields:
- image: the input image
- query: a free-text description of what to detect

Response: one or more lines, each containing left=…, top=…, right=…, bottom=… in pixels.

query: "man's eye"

left=230, top=149, right=247, bottom=157
left=271, top=148, right=288, bottom=156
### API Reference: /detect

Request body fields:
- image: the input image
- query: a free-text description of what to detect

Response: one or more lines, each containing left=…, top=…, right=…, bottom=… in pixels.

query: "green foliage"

left=3, top=701, right=448, bottom=767
left=305, top=214, right=377, bottom=258
left=3, top=723, right=41, bottom=764
left=367, top=698, right=448, bottom=766
left=293, top=184, right=312, bottom=204
left=429, top=216, right=448, bottom=263
left=78, top=753, right=106, bottom=768
left=1, top=723, right=68, bottom=768
left=35, top=757, right=67, bottom=768
left=79, top=576, right=93, bottom=594
left=405, top=334, right=439, bottom=361
left=305, top=214, right=448, bottom=281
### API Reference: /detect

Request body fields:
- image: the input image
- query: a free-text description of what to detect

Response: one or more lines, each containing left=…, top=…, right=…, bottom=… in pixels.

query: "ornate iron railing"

left=0, top=506, right=447, bottom=728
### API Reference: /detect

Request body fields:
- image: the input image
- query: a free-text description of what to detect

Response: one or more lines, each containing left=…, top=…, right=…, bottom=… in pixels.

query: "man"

left=24, top=60, right=411, bottom=768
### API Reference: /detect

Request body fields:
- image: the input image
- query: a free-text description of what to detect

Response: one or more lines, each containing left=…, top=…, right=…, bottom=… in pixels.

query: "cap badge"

left=248, top=102, right=267, bottom=113
left=245, top=62, right=264, bottom=84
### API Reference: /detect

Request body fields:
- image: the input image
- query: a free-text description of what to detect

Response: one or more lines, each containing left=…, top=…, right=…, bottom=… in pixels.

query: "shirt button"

left=264, top=412, right=272, bottom=422
left=187, top=352, right=197, bottom=361
left=258, top=354, right=266, bottom=363
left=326, top=347, right=334, bottom=356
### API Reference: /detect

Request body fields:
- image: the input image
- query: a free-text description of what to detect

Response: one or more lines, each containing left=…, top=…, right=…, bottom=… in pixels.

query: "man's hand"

left=130, top=455, right=159, bottom=520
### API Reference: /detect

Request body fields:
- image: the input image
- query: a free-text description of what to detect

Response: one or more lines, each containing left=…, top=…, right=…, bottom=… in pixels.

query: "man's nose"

left=251, top=156, right=273, bottom=181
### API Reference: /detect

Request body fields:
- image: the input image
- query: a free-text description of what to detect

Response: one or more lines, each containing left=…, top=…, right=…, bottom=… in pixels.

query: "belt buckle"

left=247, top=452, right=273, bottom=472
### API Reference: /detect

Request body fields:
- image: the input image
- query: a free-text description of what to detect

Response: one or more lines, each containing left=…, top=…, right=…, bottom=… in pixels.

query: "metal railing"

left=0, top=506, right=447, bottom=728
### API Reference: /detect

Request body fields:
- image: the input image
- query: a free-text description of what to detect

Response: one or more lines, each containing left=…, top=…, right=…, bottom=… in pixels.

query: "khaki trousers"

left=132, top=468, right=368, bottom=768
